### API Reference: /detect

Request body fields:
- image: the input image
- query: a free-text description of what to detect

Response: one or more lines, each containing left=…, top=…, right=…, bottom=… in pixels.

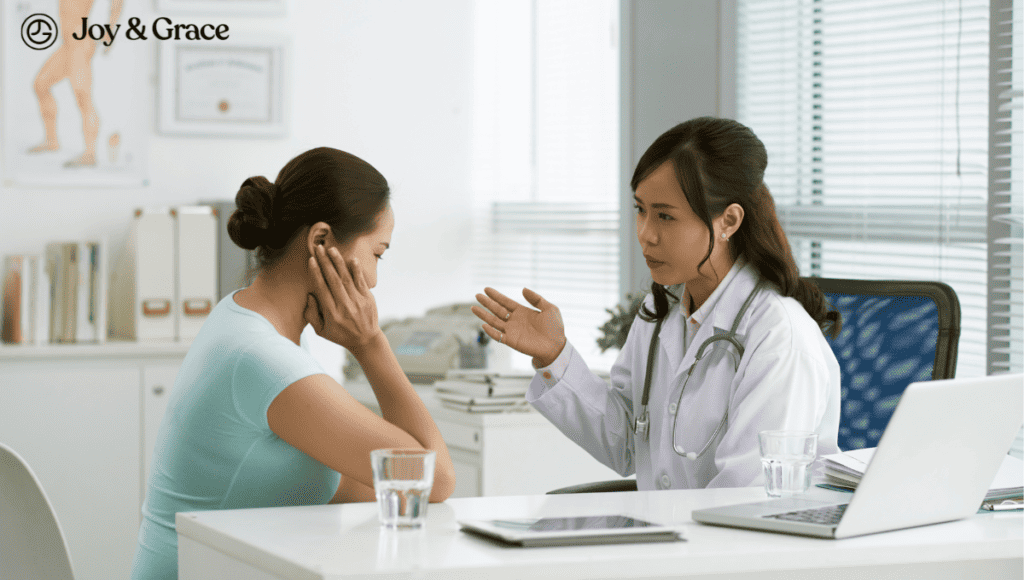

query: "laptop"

left=692, top=374, right=1024, bottom=539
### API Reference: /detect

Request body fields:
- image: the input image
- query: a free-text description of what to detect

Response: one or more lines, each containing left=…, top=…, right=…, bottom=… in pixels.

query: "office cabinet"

left=142, top=363, right=180, bottom=490
left=0, top=343, right=187, bottom=580
left=347, top=380, right=625, bottom=497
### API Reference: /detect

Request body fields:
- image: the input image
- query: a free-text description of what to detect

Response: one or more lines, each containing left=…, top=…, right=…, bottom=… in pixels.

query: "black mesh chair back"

left=806, top=278, right=961, bottom=451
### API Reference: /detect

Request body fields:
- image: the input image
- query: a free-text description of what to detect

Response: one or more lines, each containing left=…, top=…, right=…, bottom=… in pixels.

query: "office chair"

left=0, top=442, right=76, bottom=580
left=806, top=278, right=961, bottom=451
left=548, top=277, right=961, bottom=493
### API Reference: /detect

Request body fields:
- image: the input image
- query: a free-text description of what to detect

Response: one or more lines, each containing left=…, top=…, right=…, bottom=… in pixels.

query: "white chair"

left=0, top=442, right=76, bottom=580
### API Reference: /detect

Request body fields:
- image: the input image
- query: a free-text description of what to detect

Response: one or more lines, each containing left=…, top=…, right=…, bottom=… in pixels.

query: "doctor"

left=472, top=117, right=842, bottom=490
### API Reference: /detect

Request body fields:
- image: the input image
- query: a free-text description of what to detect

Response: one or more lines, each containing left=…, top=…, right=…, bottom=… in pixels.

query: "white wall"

left=0, top=0, right=476, bottom=325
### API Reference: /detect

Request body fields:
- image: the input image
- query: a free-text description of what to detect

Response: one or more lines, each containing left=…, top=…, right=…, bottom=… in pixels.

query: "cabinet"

left=346, top=380, right=625, bottom=497
left=0, top=343, right=188, bottom=580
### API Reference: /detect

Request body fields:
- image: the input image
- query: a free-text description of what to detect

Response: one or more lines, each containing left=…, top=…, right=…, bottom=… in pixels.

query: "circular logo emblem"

left=22, top=13, right=58, bottom=50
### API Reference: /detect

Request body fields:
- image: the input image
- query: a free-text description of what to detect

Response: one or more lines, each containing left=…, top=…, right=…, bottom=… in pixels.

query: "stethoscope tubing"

left=633, top=279, right=767, bottom=460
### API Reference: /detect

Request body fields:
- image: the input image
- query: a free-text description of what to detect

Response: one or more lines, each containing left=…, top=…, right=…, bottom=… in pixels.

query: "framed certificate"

left=158, top=35, right=289, bottom=137
left=157, top=0, right=287, bottom=16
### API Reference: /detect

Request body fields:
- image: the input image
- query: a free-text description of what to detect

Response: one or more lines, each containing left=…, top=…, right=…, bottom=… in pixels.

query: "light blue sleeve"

left=231, top=335, right=327, bottom=431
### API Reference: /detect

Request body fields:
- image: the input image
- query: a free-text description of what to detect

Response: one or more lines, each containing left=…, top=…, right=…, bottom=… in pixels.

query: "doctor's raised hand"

left=472, top=287, right=567, bottom=368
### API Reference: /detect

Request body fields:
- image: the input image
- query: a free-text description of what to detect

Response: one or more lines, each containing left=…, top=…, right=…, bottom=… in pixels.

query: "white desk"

left=176, top=487, right=1022, bottom=580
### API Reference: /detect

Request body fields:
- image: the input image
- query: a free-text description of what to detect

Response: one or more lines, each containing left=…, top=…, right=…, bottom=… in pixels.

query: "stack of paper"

left=433, top=369, right=534, bottom=413
left=822, top=447, right=1024, bottom=501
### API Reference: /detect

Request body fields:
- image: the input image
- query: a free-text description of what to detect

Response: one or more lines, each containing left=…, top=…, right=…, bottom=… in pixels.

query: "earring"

left=721, top=233, right=728, bottom=240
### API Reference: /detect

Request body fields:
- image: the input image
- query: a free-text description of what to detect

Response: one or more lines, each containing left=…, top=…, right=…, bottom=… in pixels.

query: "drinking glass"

left=758, top=431, right=817, bottom=497
left=370, top=449, right=436, bottom=528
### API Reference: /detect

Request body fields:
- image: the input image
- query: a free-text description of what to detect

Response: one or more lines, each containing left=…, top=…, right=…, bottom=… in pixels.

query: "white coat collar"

left=657, top=256, right=761, bottom=378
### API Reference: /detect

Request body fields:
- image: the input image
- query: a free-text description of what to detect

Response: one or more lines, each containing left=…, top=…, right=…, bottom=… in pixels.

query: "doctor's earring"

left=721, top=233, right=729, bottom=241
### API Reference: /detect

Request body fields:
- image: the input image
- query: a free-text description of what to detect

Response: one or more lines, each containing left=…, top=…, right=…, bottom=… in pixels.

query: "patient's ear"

left=306, top=222, right=332, bottom=256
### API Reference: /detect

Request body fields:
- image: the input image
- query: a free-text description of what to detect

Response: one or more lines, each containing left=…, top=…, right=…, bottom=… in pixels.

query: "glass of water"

left=758, top=431, right=817, bottom=497
left=370, top=449, right=436, bottom=528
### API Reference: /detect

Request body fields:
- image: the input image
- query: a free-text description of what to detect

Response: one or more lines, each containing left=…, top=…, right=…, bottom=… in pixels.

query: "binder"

left=133, top=208, right=176, bottom=341
left=198, top=199, right=256, bottom=299
left=174, top=206, right=218, bottom=341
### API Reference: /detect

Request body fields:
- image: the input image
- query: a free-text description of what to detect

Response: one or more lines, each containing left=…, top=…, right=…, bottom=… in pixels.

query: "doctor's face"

left=633, top=161, right=713, bottom=288
left=334, top=205, right=394, bottom=289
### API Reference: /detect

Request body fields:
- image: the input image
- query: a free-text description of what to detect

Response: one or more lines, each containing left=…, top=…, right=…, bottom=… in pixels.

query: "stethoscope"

left=632, top=279, right=766, bottom=460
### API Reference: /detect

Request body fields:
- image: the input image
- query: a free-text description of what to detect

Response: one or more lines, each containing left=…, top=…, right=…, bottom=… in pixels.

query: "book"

left=75, top=241, right=105, bottom=343
left=434, top=378, right=529, bottom=398
left=821, top=448, right=1024, bottom=501
left=1, top=255, right=37, bottom=344
left=446, top=368, right=535, bottom=384
left=440, top=399, right=532, bottom=414
left=45, top=243, right=79, bottom=343
left=434, top=390, right=526, bottom=406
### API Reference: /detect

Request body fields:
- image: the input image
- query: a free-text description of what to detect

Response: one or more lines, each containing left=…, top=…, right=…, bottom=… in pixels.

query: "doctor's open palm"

left=472, top=287, right=567, bottom=368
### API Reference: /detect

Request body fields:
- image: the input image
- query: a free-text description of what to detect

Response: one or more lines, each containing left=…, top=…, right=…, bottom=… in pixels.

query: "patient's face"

left=336, top=205, right=394, bottom=289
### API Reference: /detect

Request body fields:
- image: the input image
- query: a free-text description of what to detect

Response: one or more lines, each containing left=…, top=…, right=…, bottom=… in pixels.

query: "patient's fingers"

left=327, top=247, right=357, bottom=298
left=308, top=254, right=338, bottom=320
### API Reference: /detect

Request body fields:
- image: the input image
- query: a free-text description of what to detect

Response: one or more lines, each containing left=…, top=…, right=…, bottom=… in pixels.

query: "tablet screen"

left=489, top=515, right=658, bottom=532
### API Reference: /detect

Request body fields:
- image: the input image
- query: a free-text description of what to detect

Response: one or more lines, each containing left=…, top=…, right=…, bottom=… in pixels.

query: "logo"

left=21, top=13, right=58, bottom=50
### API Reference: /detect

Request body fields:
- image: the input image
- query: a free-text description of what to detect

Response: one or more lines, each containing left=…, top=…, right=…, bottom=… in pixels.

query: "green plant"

left=596, top=292, right=645, bottom=353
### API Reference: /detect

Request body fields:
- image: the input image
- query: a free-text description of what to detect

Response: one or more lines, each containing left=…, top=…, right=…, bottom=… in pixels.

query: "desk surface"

left=177, top=487, right=1023, bottom=580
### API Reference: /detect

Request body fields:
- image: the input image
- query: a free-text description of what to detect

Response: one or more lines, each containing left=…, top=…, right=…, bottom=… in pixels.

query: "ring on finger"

left=505, top=312, right=511, bottom=321
left=500, top=332, right=504, bottom=344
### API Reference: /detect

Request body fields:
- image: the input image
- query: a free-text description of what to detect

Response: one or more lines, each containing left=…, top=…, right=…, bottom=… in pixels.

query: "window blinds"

left=470, top=1, right=620, bottom=370
left=737, top=0, right=997, bottom=378
left=989, top=0, right=1022, bottom=376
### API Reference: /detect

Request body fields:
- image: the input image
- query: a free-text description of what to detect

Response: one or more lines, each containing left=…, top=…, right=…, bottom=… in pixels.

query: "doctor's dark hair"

left=631, top=117, right=841, bottom=339
left=227, top=147, right=390, bottom=270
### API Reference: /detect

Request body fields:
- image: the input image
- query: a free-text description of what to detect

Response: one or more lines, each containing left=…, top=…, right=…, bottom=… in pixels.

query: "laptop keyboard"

left=763, top=504, right=848, bottom=525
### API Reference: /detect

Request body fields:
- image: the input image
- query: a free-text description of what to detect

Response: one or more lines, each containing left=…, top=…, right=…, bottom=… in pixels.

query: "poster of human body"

left=2, top=0, right=147, bottom=187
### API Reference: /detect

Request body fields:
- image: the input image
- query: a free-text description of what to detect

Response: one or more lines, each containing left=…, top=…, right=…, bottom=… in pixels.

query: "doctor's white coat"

left=527, top=260, right=841, bottom=490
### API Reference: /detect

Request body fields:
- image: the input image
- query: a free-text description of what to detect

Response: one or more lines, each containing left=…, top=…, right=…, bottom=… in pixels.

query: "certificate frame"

left=156, top=0, right=287, bottom=16
left=157, top=35, right=289, bottom=138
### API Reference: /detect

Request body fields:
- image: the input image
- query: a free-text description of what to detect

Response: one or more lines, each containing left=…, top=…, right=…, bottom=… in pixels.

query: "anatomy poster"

left=2, top=0, right=147, bottom=187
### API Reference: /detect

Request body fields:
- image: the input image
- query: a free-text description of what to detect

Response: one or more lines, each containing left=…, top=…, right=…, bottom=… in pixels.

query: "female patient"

left=131, top=147, right=455, bottom=579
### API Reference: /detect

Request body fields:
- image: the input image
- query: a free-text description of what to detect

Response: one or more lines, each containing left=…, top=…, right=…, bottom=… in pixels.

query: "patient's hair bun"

left=228, top=176, right=278, bottom=250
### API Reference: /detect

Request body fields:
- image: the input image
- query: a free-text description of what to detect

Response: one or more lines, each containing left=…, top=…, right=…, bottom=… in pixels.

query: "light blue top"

left=130, top=292, right=339, bottom=580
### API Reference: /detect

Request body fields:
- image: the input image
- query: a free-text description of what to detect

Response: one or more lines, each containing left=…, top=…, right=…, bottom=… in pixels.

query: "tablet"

left=457, top=515, right=685, bottom=547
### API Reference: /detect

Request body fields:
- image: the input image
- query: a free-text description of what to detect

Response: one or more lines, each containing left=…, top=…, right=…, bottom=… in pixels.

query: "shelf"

left=0, top=340, right=192, bottom=361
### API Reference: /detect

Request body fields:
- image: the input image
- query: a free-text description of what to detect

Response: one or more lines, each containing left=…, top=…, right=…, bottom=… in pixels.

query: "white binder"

left=174, top=206, right=218, bottom=341
left=134, top=208, right=176, bottom=341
